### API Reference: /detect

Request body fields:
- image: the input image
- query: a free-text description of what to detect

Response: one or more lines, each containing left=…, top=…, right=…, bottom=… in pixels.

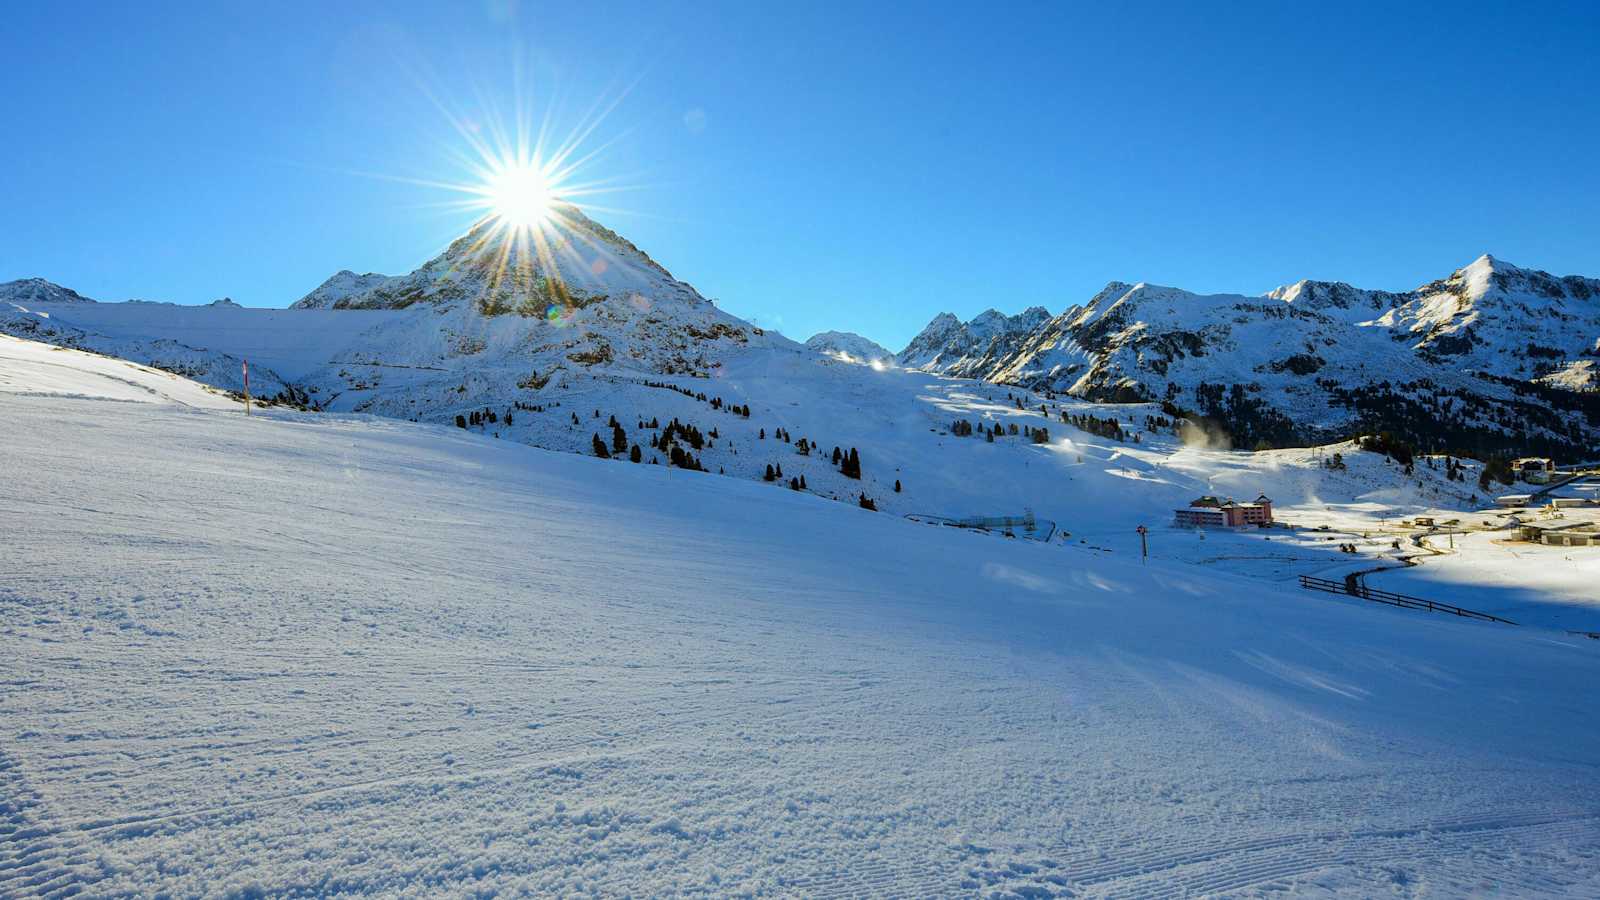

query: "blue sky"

left=3, top=1, right=1598, bottom=348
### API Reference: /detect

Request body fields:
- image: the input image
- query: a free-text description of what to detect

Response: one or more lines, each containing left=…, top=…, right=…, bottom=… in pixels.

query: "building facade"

left=1513, top=457, right=1556, bottom=484
left=1173, top=494, right=1273, bottom=528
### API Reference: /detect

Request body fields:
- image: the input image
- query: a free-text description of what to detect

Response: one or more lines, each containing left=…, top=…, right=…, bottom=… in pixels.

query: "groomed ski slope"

left=3, top=339, right=1599, bottom=897
left=0, top=335, right=243, bottom=409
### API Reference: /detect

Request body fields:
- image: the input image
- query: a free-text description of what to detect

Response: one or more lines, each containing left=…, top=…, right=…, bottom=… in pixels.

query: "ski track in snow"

left=3, top=350, right=1600, bottom=896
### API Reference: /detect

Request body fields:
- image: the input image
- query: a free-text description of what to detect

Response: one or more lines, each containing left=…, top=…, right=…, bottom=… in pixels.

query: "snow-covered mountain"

left=291, top=204, right=704, bottom=314
left=804, top=330, right=892, bottom=364
left=1, top=206, right=789, bottom=419
left=290, top=270, right=394, bottom=309
left=9, top=213, right=1598, bottom=466
left=0, top=277, right=97, bottom=304
left=914, top=256, right=1600, bottom=458
left=896, top=306, right=1051, bottom=376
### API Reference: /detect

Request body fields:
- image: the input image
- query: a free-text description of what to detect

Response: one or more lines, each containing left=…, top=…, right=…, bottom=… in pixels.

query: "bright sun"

left=486, top=163, right=555, bottom=228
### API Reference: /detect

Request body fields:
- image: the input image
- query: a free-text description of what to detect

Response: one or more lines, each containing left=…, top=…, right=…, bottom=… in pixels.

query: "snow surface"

left=4, top=339, right=1600, bottom=896
left=0, top=335, right=242, bottom=409
left=1358, top=504, right=1600, bottom=631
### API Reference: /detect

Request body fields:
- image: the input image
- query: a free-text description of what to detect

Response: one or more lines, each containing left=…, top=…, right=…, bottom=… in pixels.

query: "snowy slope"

left=3, top=287, right=1572, bottom=627
left=804, top=330, right=893, bottom=364
left=4, top=353, right=1600, bottom=897
left=0, top=300, right=302, bottom=402
left=0, top=334, right=243, bottom=408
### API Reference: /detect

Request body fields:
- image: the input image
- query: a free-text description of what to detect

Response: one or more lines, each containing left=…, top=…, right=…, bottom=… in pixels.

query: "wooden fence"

left=1297, top=575, right=1518, bottom=625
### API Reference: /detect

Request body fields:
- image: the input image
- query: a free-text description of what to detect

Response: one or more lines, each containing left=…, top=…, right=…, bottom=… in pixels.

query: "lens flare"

left=485, top=162, right=554, bottom=227
left=339, top=58, right=646, bottom=326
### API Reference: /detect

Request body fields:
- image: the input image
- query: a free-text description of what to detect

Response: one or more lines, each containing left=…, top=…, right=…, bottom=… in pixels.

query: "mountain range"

left=898, top=255, right=1600, bottom=456
left=5, top=211, right=1598, bottom=460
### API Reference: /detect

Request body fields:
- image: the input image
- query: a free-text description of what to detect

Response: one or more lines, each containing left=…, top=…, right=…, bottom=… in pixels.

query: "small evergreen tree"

left=841, top=447, right=861, bottom=479
left=591, top=433, right=610, bottom=458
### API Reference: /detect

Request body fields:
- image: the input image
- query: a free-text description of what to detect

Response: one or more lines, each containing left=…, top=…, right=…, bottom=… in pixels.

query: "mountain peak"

left=805, top=331, right=893, bottom=364
left=0, top=277, right=97, bottom=304
left=897, top=305, right=1053, bottom=373
left=292, top=206, right=705, bottom=315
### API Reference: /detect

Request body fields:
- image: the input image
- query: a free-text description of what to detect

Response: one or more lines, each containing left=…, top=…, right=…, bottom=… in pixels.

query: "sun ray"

left=310, top=46, right=668, bottom=321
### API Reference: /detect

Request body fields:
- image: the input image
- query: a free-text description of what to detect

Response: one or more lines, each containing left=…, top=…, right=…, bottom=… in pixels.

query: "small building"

left=1517, top=523, right=1600, bottom=547
left=1496, top=493, right=1534, bottom=508
left=1551, top=497, right=1597, bottom=509
left=1513, top=457, right=1556, bottom=484
left=1174, top=494, right=1273, bottom=528
left=1413, top=516, right=1436, bottom=528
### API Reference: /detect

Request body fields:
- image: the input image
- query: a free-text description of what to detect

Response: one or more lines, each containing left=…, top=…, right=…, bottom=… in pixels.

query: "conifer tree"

left=592, top=433, right=610, bottom=458
left=842, top=447, right=861, bottom=479
left=894, top=479, right=902, bottom=492
left=630, top=444, right=642, bottom=463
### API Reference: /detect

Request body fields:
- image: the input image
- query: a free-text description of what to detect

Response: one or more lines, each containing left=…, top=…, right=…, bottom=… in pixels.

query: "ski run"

left=3, top=335, right=1599, bottom=897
